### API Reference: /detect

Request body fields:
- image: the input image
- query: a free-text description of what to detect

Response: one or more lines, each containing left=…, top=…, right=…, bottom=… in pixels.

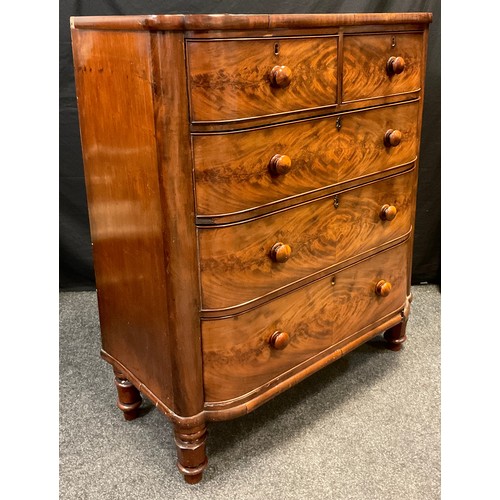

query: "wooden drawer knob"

left=376, top=280, right=392, bottom=297
left=379, top=204, right=398, bottom=221
left=270, top=65, right=292, bottom=88
left=384, top=129, right=402, bottom=147
left=386, top=56, right=405, bottom=75
left=268, top=154, right=292, bottom=176
left=269, top=331, right=290, bottom=350
left=270, top=242, right=292, bottom=263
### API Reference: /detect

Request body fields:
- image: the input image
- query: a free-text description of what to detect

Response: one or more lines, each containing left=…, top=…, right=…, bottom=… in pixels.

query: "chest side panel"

left=71, top=29, right=174, bottom=406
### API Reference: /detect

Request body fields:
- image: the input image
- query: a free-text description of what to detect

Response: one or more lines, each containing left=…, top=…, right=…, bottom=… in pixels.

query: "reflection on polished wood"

left=187, top=37, right=337, bottom=122
left=198, top=169, right=415, bottom=310
left=343, top=33, right=423, bottom=102
left=71, top=12, right=431, bottom=483
left=193, top=101, right=419, bottom=216
left=202, top=241, right=409, bottom=403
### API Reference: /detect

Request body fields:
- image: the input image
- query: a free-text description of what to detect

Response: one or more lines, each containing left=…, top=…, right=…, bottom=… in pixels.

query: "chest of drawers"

left=71, top=12, right=432, bottom=483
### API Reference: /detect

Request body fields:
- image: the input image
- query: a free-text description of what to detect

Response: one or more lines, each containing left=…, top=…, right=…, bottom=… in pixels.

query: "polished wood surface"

left=270, top=65, right=293, bottom=88
left=187, top=37, right=337, bottom=122
left=268, top=153, right=292, bottom=176
left=71, top=13, right=431, bottom=483
left=270, top=242, right=292, bottom=263
left=269, top=331, right=291, bottom=350
left=151, top=32, right=206, bottom=420
left=375, top=279, right=392, bottom=297
left=113, top=367, right=142, bottom=421
left=202, top=242, right=408, bottom=403
left=71, top=12, right=432, bottom=31
left=384, top=318, right=408, bottom=351
left=380, top=204, right=398, bottom=221
left=386, top=55, right=406, bottom=75
left=193, top=100, right=419, bottom=216
left=384, top=128, right=403, bottom=147
left=174, top=423, right=208, bottom=484
left=71, top=29, right=175, bottom=408
left=343, top=33, right=423, bottom=102
left=199, top=169, right=415, bottom=310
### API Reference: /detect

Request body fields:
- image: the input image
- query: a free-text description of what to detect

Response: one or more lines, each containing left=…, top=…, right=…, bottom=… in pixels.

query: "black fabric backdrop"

left=59, top=0, right=441, bottom=290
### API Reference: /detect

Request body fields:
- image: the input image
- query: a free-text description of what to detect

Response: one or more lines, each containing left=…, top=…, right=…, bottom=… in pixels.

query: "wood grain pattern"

left=71, top=29, right=175, bottom=407
left=198, top=169, right=415, bottom=310
left=193, top=100, right=419, bottom=216
left=71, top=13, right=432, bottom=483
left=343, top=33, right=423, bottom=102
left=151, top=32, right=205, bottom=418
left=71, top=13, right=432, bottom=31
left=202, top=241, right=408, bottom=403
left=187, top=37, right=337, bottom=122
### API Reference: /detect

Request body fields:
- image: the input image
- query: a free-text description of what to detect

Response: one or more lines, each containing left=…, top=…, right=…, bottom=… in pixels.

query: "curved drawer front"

left=187, top=37, right=338, bottom=122
left=343, top=33, right=423, bottom=103
left=193, top=100, right=419, bottom=216
left=202, top=240, right=409, bottom=403
left=198, top=169, right=414, bottom=310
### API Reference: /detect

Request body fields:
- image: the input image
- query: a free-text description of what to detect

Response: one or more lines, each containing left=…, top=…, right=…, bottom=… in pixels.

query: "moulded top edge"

left=70, top=12, right=432, bottom=31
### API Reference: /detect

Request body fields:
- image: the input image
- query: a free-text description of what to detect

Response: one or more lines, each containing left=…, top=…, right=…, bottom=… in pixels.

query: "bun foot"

left=384, top=319, right=408, bottom=351
left=113, top=367, right=142, bottom=420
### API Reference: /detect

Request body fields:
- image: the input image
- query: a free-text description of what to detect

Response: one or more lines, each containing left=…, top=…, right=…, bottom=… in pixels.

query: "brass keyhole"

left=274, top=42, right=280, bottom=56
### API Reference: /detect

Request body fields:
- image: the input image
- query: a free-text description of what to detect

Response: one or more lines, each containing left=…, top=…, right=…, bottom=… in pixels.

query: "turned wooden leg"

left=174, top=423, right=208, bottom=484
left=113, top=367, right=142, bottom=421
left=384, top=318, right=408, bottom=351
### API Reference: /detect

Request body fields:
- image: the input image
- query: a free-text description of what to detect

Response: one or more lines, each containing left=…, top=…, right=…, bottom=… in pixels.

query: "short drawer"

left=193, top=100, right=419, bottom=217
left=343, top=33, right=423, bottom=102
left=198, top=168, right=414, bottom=310
left=202, top=240, right=409, bottom=403
left=187, top=37, right=337, bottom=122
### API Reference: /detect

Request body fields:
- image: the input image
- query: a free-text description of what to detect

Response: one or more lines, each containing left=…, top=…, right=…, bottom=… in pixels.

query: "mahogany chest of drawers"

left=71, top=12, right=432, bottom=483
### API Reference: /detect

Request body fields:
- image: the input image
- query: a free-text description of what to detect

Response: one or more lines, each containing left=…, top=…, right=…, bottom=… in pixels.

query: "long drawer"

left=202, top=240, right=409, bottom=403
left=193, top=100, right=419, bottom=217
left=187, top=36, right=338, bottom=122
left=198, top=168, right=414, bottom=311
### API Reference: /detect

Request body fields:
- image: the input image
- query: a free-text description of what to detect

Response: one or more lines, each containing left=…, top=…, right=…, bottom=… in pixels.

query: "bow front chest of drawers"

left=71, top=12, right=432, bottom=483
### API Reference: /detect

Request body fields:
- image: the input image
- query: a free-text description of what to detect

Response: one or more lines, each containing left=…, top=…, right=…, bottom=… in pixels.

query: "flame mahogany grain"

left=193, top=100, right=419, bottom=216
left=202, top=241, right=409, bottom=402
left=343, top=33, right=423, bottom=103
left=198, top=169, right=415, bottom=310
left=187, top=37, right=338, bottom=122
left=71, top=12, right=431, bottom=483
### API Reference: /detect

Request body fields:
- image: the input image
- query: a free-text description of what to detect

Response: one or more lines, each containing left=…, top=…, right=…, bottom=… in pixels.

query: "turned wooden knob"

left=270, top=65, right=292, bottom=88
left=268, top=154, right=292, bottom=176
left=376, top=280, right=392, bottom=297
left=384, top=129, right=402, bottom=147
left=380, top=204, right=398, bottom=221
left=270, top=242, right=292, bottom=263
left=386, top=56, right=405, bottom=75
left=269, top=331, right=290, bottom=350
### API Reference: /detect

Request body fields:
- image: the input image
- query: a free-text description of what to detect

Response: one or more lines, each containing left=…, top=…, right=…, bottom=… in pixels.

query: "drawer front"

left=199, top=169, right=414, bottom=310
left=343, top=33, right=423, bottom=102
left=202, top=241, right=409, bottom=403
left=194, top=100, right=419, bottom=216
left=187, top=37, right=338, bottom=122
